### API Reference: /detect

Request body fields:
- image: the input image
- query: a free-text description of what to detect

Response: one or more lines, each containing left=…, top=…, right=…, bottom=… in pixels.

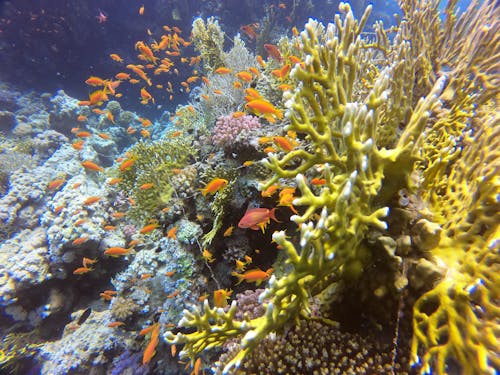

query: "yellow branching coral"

left=412, top=112, right=500, bottom=375
left=169, top=3, right=442, bottom=372
left=168, top=1, right=499, bottom=374
left=407, top=2, right=500, bottom=372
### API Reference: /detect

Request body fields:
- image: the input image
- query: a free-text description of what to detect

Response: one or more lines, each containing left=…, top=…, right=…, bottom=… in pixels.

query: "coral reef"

left=117, top=138, right=197, bottom=222
left=168, top=2, right=500, bottom=374
left=216, top=318, right=402, bottom=374
left=39, top=309, right=134, bottom=374
left=0, top=1, right=498, bottom=374
left=212, top=114, right=261, bottom=150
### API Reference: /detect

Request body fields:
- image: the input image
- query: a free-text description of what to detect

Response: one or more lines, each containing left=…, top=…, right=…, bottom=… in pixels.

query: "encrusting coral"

left=167, top=1, right=500, bottom=374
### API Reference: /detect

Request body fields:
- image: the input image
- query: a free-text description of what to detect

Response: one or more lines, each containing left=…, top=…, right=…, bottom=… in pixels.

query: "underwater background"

left=0, top=0, right=498, bottom=374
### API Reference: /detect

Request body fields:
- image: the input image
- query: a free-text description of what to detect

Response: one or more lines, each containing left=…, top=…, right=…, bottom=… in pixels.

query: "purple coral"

left=212, top=114, right=261, bottom=148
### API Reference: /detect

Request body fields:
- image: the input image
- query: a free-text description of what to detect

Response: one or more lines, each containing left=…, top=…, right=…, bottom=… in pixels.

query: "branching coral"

left=191, top=17, right=225, bottom=72
left=168, top=4, right=441, bottom=371
left=118, top=139, right=197, bottom=221
left=168, top=1, right=499, bottom=374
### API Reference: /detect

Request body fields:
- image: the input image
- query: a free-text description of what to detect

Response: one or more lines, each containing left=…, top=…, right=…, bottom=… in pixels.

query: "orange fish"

left=310, top=177, right=326, bottom=185
left=213, top=289, right=232, bottom=308
left=139, top=183, right=155, bottom=190
left=110, top=54, right=123, bottom=63
left=82, top=257, right=97, bottom=268
left=83, top=196, right=101, bottom=205
left=77, top=115, right=87, bottom=122
left=139, top=5, right=144, bottom=15
left=278, top=187, right=298, bottom=214
left=231, top=268, right=273, bottom=286
left=140, top=223, right=158, bottom=234
left=106, top=111, right=115, bottom=124
left=115, top=72, right=130, bottom=80
left=202, top=248, right=215, bottom=263
left=256, top=55, right=266, bottom=68
left=142, top=323, right=160, bottom=365
left=166, top=226, right=177, bottom=239
left=235, top=259, right=246, bottom=272
left=245, top=99, right=283, bottom=123
left=128, top=239, right=141, bottom=247
left=72, top=236, right=89, bottom=246
left=244, top=87, right=262, bottom=100
left=98, top=133, right=111, bottom=140
left=48, top=179, right=66, bottom=190
left=108, top=321, right=125, bottom=327
left=232, top=111, right=245, bottom=118
left=119, top=159, right=135, bottom=171
left=171, top=131, right=182, bottom=138
left=127, top=65, right=152, bottom=86
left=81, top=160, right=103, bottom=172
left=135, top=41, right=158, bottom=64
left=167, top=290, right=179, bottom=299
left=223, top=226, right=234, bottom=237
left=88, top=89, right=109, bottom=106
left=108, top=178, right=123, bottom=185
left=249, top=67, right=260, bottom=76
left=140, top=87, right=155, bottom=104
left=85, top=76, right=106, bottom=86
left=74, top=219, right=88, bottom=226
left=236, top=71, right=253, bottom=82
left=100, top=292, right=114, bottom=301
left=104, top=247, right=132, bottom=257
left=238, top=207, right=279, bottom=232
left=76, top=131, right=92, bottom=138
left=139, top=325, right=155, bottom=336
left=261, top=184, right=279, bottom=197
left=73, top=266, right=92, bottom=275
left=273, top=136, right=294, bottom=152
left=214, top=67, right=232, bottom=74
left=200, top=178, right=228, bottom=196
left=272, top=64, right=291, bottom=81
left=72, top=140, right=85, bottom=150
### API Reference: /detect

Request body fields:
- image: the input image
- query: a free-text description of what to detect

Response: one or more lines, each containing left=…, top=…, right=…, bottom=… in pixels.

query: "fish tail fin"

left=269, top=207, right=281, bottom=223
left=231, top=272, right=243, bottom=285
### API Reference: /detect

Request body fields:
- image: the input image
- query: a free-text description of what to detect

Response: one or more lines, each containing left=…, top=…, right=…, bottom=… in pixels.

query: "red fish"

left=96, top=10, right=107, bottom=23
left=264, top=44, right=282, bottom=62
left=238, top=207, right=279, bottom=233
left=240, top=24, right=258, bottom=39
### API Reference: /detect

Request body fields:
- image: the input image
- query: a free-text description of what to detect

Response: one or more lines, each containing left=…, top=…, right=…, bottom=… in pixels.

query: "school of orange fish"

left=47, top=3, right=317, bottom=372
